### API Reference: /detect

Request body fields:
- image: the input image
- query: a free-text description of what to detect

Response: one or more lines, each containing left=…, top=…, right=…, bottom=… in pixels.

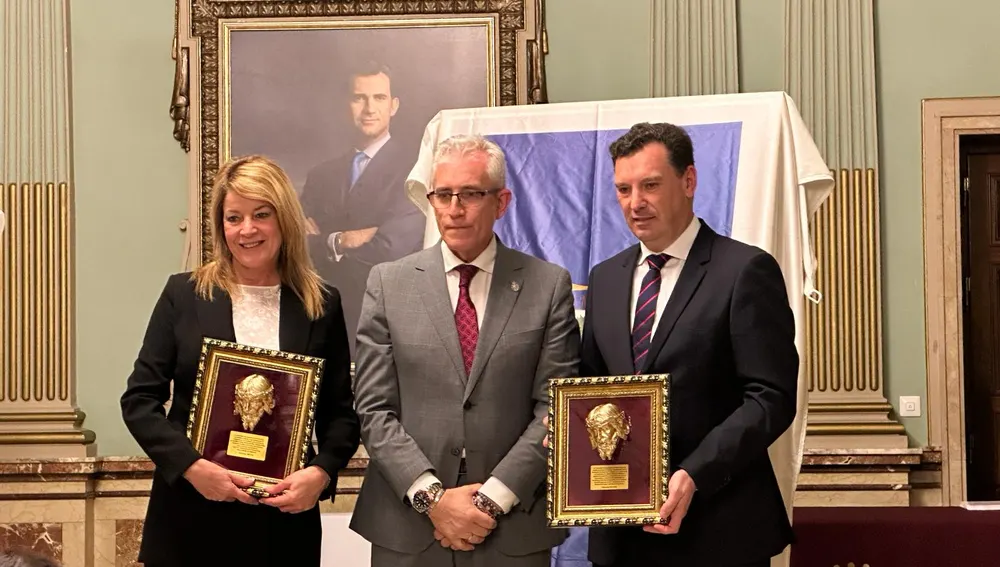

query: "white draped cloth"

left=403, top=92, right=834, bottom=567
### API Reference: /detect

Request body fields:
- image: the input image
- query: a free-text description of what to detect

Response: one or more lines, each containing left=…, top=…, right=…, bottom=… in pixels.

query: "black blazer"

left=120, top=272, right=361, bottom=565
left=584, top=221, right=798, bottom=567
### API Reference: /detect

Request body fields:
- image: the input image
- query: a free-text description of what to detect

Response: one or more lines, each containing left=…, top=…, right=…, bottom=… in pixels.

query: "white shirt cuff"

left=406, top=471, right=441, bottom=504
left=326, top=232, right=344, bottom=262
left=479, top=476, right=520, bottom=514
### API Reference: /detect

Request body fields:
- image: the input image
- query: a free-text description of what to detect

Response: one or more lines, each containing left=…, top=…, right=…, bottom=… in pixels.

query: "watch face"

left=413, top=490, right=430, bottom=512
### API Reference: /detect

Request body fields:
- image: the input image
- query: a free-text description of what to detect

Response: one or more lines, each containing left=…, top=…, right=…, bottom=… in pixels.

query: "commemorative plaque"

left=546, top=374, right=670, bottom=527
left=186, top=338, right=324, bottom=498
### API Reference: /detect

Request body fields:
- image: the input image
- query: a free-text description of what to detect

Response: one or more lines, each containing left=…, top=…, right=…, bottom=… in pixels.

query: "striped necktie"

left=631, top=253, right=670, bottom=372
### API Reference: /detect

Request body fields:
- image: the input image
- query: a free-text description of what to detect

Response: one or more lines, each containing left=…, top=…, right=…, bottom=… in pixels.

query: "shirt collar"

left=638, top=216, right=701, bottom=265
left=357, top=131, right=391, bottom=158
left=442, top=235, right=498, bottom=276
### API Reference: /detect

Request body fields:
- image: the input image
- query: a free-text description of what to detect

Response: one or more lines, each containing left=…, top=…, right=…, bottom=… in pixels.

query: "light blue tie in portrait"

left=350, top=150, right=369, bottom=188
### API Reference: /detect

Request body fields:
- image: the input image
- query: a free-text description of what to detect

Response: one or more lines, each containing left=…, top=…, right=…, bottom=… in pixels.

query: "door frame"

left=922, top=97, right=1000, bottom=505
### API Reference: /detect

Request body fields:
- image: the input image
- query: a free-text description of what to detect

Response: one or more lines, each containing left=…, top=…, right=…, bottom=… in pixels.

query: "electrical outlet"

left=899, top=396, right=921, bottom=417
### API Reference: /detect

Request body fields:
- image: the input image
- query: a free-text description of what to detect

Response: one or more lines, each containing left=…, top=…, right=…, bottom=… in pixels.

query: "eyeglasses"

left=425, top=188, right=500, bottom=210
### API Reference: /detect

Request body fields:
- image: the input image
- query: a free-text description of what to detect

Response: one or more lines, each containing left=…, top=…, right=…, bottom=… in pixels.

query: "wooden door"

left=963, top=148, right=1000, bottom=501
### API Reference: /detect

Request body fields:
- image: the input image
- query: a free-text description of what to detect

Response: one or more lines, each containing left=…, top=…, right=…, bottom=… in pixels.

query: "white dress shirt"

left=406, top=236, right=521, bottom=514
left=441, top=234, right=495, bottom=325
left=630, top=216, right=701, bottom=334
left=232, top=284, right=281, bottom=351
left=327, top=131, right=392, bottom=261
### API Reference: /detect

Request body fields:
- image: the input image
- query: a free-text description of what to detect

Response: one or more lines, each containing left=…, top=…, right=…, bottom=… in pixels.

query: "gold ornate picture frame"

left=172, top=1, right=548, bottom=365
left=547, top=374, right=671, bottom=527
left=172, top=0, right=549, bottom=268
left=186, top=338, right=324, bottom=498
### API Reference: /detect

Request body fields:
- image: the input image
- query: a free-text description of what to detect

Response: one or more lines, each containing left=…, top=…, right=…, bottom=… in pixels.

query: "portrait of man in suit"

left=350, top=134, right=581, bottom=567
left=579, top=122, right=799, bottom=567
left=225, top=25, right=492, bottom=358
left=299, top=60, right=425, bottom=357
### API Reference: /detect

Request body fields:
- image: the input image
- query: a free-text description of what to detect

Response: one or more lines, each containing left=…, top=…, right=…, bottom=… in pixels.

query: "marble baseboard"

left=0, top=455, right=366, bottom=567
left=0, top=522, right=63, bottom=560
left=805, top=433, right=910, bottom=449
left=0, top=457, right=148, bottom=567
left=798, top=447, right=943, bottom=507
left=794, top=489, right=910, bottom=507
left=0, top=447, right=945, bottom=565
left=115, top=520, right=142, bottom=567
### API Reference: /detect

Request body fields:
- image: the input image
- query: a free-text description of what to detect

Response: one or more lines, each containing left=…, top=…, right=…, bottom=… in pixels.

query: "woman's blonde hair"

left=192, top=155, right=327, bottom=320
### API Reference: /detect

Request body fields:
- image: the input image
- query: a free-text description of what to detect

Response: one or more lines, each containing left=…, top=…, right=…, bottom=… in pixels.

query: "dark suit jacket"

left=120, top=273, right=361, bottom=566
left=584, top=221, right=798, bottom=567
left=300, top=136, right=425, bottom=358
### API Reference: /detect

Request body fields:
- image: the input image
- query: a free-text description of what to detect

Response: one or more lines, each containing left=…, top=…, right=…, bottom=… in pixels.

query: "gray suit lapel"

left=464, top=243, right=523, bottom=402
left=415, top=248, right=468, bottom=383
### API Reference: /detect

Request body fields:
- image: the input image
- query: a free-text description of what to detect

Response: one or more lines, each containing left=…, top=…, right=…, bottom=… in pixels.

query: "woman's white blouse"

left=232, top=284, right=281, bottom=351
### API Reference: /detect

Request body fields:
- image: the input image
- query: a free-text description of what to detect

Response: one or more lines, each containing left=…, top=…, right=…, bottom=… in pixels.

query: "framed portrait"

left=547, top=374, right=671, bottom=527
left=172, top=0, right=548, bottom=360
left=186, top=338, right=325, bottom=498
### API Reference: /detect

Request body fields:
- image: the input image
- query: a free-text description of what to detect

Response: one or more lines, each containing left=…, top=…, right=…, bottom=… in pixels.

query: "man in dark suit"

left=582, top=122, right=799, bottom=567
left=300, top=60, right=425, bottom=357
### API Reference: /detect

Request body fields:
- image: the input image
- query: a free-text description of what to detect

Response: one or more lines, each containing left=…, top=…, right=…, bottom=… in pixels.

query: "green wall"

left=874, top=0, right=1000, bottom=445
left=546, top=0, right=651, bottom=102
left=736, top=0, right=783, bottom=94
left=69, top=0, right=1000, bottom=455
left=70, top=0, right=188, bottom=455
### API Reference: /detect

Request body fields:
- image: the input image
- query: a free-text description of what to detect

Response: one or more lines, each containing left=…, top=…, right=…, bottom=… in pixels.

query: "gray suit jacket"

left=349, top=238, right=580, bottom=559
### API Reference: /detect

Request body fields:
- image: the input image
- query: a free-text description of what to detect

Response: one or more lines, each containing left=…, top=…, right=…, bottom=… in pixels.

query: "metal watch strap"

left=412, top=482, right=444, bottom=514
left=472, top=491, right=504, bottom=519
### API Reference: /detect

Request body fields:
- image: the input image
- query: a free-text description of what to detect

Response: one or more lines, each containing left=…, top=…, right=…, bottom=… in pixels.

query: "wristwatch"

left=332, top=233, right=344, bottom=256
left=411, top=482, right=445, bottom=514
left=472, top=490, right=504, bottom=519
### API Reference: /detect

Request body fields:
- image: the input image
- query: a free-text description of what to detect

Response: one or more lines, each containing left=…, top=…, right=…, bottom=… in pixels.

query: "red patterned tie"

left=454, top=264, right=480, bottom=376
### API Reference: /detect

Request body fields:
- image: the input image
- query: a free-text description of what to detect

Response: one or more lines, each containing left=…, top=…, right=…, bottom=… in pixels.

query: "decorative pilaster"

left=784, top=0, right=905, bottom=447
left=649, top=0, right=738, bottom=97
left=0, top=0, right=94, bottom=456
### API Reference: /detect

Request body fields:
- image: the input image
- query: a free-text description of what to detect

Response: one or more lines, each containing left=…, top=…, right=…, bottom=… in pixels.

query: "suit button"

left=463, top=401, right=472, bottom=410
left=451, top=448, right=462, bottom=457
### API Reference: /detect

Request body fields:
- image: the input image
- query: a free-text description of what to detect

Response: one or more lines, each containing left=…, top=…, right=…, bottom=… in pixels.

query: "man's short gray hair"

left=431, top=134, right=507, bottom=189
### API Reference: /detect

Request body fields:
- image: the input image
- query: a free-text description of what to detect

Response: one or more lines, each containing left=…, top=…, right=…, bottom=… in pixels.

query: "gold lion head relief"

left=233, top=374, right=276, bottom=431
left=585, top=403, right=631, bottom=461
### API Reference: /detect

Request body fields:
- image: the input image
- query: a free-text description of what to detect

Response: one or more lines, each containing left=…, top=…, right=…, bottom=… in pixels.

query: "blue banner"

left=483, top=123, right=742, bottom=565
left=488, top=122, right=741, bottom=309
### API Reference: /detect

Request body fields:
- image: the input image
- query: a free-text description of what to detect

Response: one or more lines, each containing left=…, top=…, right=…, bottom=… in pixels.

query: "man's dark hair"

left=608, top=122, right=694, bottom=174
left=346, top=59, right=393, bottom=91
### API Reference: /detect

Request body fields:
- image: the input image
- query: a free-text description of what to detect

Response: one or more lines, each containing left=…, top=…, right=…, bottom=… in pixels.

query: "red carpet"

left=791, top=507, right=1000, bottom=567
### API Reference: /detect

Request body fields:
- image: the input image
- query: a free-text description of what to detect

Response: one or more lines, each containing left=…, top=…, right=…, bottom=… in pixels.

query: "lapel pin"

left=510, top=281, right=521, bottom=292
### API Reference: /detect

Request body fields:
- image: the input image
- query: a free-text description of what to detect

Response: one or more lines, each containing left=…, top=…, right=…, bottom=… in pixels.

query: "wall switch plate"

left=899, top=396, right=921, bottom=417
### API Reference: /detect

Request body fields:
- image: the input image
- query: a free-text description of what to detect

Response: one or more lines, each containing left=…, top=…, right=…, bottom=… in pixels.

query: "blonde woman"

left=120, top=155, right=361, bottom=567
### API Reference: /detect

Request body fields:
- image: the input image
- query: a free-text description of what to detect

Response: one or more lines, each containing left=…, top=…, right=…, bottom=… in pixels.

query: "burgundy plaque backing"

left=201, top=360, right=302, bottom=480
left=566, top=395, right=652, bottom=507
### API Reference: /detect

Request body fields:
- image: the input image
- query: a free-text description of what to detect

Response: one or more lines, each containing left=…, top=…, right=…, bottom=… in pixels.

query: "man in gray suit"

left=350, top=134, right=581, bottom=566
